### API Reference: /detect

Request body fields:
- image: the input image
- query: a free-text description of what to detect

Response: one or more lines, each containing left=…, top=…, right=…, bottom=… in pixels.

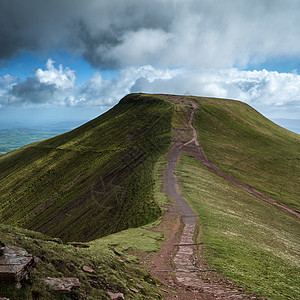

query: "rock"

left=107, top=290, right=125, bottom=300
left=43, top=277, right=80, bottom=293
left=0, top=245, right=38, bottom=283
left=130, top=288, right=139, bottom=293
left=136, top=283, right=144, bottom=289
left=82, top=265, right=95, bottom=273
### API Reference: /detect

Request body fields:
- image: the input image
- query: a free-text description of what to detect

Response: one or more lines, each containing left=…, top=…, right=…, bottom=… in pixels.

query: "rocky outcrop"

left=43, top=277, right=81, bottom=293
left=0, top=244, right=38, bottom=283
left=107, top=290, right=125, bottom=300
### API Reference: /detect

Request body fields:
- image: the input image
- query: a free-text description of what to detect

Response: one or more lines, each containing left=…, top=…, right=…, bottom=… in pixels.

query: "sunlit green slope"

left=193, top=97, right=300, bottom=211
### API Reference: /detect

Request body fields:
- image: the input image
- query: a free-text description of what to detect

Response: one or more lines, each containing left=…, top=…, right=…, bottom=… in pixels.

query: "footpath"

left=147, top=97, right=265, bottom=299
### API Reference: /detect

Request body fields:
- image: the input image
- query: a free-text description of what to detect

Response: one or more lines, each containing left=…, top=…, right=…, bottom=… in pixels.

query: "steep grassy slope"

left=177, top=154, right=300, bottom=299
left=193, top=97, right=300, bottom=211
left=174, top=96, right=300, bottom=299
left=0, top=94, right=173, bottom=242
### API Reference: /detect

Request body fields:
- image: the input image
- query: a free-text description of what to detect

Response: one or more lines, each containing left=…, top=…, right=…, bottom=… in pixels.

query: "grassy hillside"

left=175, top=96, right=300, bottom=299
left=1, top=93, right=299, bottom=299
left=193, top=97, right=300, bottom=211
left=0, top=223, right=163, bottom=299
left=0, top=94, right=174, bottom=242
left=177, top=154, right=300, bottom=299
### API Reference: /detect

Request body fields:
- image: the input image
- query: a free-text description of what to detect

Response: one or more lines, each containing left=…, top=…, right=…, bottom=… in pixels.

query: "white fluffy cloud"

left=0, top=61, right=181, bottom=107
left=35, top=59, right=75, bottom=89
left=73, top=65, right=182, bottom=106
left=131, top=68, right=300, bottom=117
left=1, top=60, right=76, bottom=106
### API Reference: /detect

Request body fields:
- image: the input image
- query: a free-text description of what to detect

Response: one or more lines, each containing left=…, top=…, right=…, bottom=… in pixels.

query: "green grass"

left=177, top=154, right=300, bottom=299
left=0, top=94, right=174, bottom=298
left=0, top=223, right=162, bottom=299
left=193, top=97, right=300, bottom=211
left=0, top=94, right=174, bottom=242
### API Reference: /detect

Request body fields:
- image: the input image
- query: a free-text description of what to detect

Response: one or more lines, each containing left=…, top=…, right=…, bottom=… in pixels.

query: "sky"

left=0, top=0, right=300, bottom=132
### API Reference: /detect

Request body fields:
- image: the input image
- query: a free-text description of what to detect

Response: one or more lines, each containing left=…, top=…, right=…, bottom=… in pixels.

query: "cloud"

left=74, top=65, right=181, bottom=106
left=0, top=74, right=18, bottom=107
left=1, top=59, right=299, bottom=118
left=108, top=29, right=171, bottom=67
left=35, top=59, right=75, bottom=89
left=1, top=0, right=300, bottom=69
left=9, top=78, right=56, bottom=104
left=1, top=60, right=75, bottom=105
left=0, top=61, right=181, bottom=107
left=130, top=68, right=300, bottom=117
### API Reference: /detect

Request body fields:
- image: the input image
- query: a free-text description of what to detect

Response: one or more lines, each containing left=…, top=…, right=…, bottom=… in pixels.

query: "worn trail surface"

left=148, top=96, right=297, bottom=298
left=154, top=97, right=261, bottom=299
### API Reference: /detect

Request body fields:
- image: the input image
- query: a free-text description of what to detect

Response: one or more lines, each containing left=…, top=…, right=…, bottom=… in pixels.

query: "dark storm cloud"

left=1, top=0, right=300, bottom=69
left=8, top=78, right=56, bottom=104
left=0, top=0, right=173, bottom=67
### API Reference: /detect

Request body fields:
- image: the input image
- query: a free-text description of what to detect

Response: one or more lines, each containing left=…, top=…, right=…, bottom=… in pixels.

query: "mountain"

left=0, top=94, right=173, bottom=242
left=1, top=94, right=299, bottom=240
left=0, top=93, right=299, bottom=299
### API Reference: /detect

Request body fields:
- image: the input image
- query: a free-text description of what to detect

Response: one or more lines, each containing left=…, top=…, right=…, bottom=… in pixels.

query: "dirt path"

left=148, top=98, right=262, bottom=299
left=147, top=96, right=298, bottom=298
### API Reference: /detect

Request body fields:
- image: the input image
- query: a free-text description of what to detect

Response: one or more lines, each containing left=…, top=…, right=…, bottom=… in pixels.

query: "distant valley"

left=0, top=121, right=86, bottom=156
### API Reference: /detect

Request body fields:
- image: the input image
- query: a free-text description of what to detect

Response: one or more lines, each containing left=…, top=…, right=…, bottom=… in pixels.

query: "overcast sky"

left=0, top=0, right=300, bottom=131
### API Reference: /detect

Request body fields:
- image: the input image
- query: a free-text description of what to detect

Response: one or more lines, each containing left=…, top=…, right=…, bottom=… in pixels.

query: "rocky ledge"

left=0, top=242, right=38, bottom=283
